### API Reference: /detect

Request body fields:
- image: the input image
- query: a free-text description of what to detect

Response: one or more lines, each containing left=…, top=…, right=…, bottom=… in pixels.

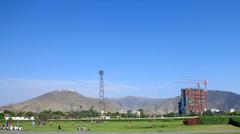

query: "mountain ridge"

left=1, top=90, right=240, bottom=114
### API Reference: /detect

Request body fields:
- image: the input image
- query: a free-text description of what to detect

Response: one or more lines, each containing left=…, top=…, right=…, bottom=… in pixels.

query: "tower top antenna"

left=99, top=70, right=104, bottom=75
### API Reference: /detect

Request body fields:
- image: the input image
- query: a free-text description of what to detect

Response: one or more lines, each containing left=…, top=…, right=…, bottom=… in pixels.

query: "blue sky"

left=0, top=0, right=240, bottom=105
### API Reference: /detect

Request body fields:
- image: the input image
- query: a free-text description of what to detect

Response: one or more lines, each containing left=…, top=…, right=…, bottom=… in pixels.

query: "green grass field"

left=1, top=119, right=240, bottom=132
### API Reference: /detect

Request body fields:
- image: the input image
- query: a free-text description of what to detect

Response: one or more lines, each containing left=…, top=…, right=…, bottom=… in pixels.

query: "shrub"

left=229, top=117, right=240, bottom=127
left=183, top=118, right=200, bottom=125
left=199, top=116, right=230, bottom=125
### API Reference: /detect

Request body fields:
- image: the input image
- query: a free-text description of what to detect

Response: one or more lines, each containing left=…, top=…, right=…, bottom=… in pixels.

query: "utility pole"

left=155, top=104, right=158, bottom=118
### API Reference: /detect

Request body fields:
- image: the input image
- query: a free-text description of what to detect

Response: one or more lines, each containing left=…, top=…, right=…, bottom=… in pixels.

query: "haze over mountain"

left=0, top=90, right=240, bottom=114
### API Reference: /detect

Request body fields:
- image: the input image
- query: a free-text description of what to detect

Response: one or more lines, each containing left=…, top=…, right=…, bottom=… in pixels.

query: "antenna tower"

left=99, top=70, right=105, bottom=114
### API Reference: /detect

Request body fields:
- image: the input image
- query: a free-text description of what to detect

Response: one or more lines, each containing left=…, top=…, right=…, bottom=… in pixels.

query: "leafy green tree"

left=164, top=112, right=178, bottom=117
left=0, top=113, right=4, bottom=120
left=138, top=109, right=147, bottom=118
left=25, top=111, right=35, bottom=118
left=106, top=112, right=112, bottom=117
left=4, top=110, right=15, bottom=116
left=17, top=111, right=25, bottom=117
left=52, top=111, right=64, bottom=119
left=38, top=112, right=48, bottom=122
left=38, top=110, right=52, bottom=121
left=69, top=111, right=79, bottom=119
left=202, top=110, right=214, bottom=116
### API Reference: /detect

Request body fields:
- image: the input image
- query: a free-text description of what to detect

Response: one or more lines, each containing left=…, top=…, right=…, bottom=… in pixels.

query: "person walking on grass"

left=32, top=120, right=35, bottom=127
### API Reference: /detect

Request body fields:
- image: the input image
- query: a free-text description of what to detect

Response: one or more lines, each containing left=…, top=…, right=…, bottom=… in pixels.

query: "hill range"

left=1, top=90, right=240, bottom=114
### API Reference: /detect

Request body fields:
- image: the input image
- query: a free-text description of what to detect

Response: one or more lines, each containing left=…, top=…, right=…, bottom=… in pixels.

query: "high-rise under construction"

left=178, top=88, right=208, bottom=115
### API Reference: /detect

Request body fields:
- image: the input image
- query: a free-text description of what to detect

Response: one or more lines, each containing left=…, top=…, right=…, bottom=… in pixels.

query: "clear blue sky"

left=0, top=0, right=240, bottom=105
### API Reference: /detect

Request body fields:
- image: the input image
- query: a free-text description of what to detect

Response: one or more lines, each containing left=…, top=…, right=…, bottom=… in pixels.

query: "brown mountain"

left=0, top=90, right=121, bottom=113
left=1, top=90, right=240, bottom=114
left=207, top=90, right=240, bottom=111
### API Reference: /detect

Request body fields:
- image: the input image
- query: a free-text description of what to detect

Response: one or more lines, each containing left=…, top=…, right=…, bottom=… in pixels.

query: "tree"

left=127, top=110, right=136, bottom=118
left=25, top=111, right=35, bottom=118
left=52, top=111, right=64, bottom=119
left=38, top=111, right=48, bottom=122
left=4, top=110, right=15, bottom=116
left=38, top=110, right=52, bottom=122
left=164, top=112, right=178, bottom=117
left=0, top=113, right=4, bottom=120
left=16, top=111, right=25, bottom=117
left=202, top=110, right=214, bottom=116
left=138, top=109, right=147, bottom=118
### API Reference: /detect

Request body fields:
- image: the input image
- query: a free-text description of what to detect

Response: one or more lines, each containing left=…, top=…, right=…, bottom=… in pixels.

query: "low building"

left=131, top=110, right=141, bottom=117
left=230, top=109, right=236, bottom=113
left=5, top=116, right=34, bottom=120
left=100, top=116, right=111, bottom=120
left=211, top=109, right=220, bottom=113
left=118, top=109, right=127, bottom=114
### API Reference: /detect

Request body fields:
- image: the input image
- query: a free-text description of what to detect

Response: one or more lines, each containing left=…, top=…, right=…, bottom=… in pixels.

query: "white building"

left=100, top=116, right=111, bottom=120
left=5, top=116, right=35, bottom=120
left=131, top=110, right=141, bottom=117
left=230, top=109, right=236, bottom=113
left=118, top=109, right=127, bottom=114
left=211, top=109, right=220, bottom=113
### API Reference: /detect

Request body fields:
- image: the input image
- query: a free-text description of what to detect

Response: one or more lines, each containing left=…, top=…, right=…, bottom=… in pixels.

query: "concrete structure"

left=178, top=88, right=208, bottom=115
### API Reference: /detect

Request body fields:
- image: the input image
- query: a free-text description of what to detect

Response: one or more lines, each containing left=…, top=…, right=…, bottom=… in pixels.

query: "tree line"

left=1, top=109, right=239, bottom=121
left=0, top=108, right=148, bottom=121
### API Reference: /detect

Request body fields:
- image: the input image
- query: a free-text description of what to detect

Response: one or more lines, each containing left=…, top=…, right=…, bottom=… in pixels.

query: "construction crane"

left=176, top=80, right=208, bottom=90
left=184, top=79, right=208, bottom=91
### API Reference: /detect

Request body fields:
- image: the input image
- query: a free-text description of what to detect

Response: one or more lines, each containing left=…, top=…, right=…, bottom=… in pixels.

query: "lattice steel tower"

left=98, top=70, right=105, bottom=114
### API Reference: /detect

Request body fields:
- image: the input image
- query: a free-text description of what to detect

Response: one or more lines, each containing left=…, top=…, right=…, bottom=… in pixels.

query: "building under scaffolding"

left=178, top=88, right=208, bottom=115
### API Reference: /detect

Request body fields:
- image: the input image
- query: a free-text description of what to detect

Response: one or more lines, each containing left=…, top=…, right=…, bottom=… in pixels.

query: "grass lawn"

left=1, top=119, right=240, bottom=132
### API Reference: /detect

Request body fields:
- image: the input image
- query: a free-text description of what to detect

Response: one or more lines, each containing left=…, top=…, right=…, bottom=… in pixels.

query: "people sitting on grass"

left=0, top=124, right=23, bottom=131
left=76, top=125, right=88, bottom=131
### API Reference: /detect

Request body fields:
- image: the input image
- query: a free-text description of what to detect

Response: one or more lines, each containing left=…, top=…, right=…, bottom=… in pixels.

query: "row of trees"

left=2, top=109, right=239, bottom=121
left=165, top=110, right=240, bottom=117
left=202, top=110, right=240, bottom=116
left=1, top=108, right=146, bottom=121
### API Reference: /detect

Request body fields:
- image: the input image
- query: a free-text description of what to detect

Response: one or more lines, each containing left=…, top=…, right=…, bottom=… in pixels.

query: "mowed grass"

left=1, top=119, right=240, bottom=132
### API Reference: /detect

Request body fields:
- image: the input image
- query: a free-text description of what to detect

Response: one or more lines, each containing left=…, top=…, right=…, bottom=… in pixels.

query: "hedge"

left=229, top=117, right=240, bottom=127
left=199, top=116, right=230, bottom=125
left=184, top=116, right=232, bottom=125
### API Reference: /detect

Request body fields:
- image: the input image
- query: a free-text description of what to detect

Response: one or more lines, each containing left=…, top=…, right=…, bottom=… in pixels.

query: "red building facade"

left=179, top=88, right=208, bottom=114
